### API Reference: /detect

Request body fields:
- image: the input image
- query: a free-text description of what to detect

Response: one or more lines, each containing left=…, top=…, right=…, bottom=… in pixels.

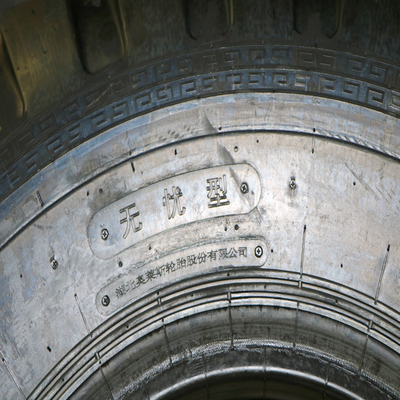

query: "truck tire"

left=1, top=1, right=400, bottom=399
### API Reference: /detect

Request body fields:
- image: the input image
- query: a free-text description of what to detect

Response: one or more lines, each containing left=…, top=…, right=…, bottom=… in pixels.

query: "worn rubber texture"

left=1, top=0, right=400, bottom=202
left=1, top=1, right=400, bottom=400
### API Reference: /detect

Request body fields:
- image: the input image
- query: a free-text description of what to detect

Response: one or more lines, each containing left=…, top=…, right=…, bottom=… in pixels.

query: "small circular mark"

left=50, top=257, right=58, bottom=270
left=224, top=226, right=228, bottom=231
left=353, top=182, right=356, bottom=186
left=101, top=295, right=110, bottom=307
left=86, top=191, right=89, bottom=196
left=313, top=128, right=316, bottom=133
left=255, top=246, right=263, bottom=258
left=101, top=228, right=109, bottom=241
left=20, top=274, right=22, bottom=278
left=174, top=149, right=177, bottom=155
left=47, top=346, right=52, bottom=353
left=240, top=182, right=249, bottom=194
left=289, top=179, right=297, bottom=190
left=256, top=139, right=259, bottom=143
left=118, top=261, right=123, bottom=268
left=234, top=224, right=239, bottom=231
left=99, top=188, right=104, bottom=194
left=340, top=263, right=343, bottom=268
left=218, top=127, right=222, bottom=131
left=271, top=249, right=274, bottom=253
left=149, top=245, right=152, bottom=250
left=234, top=146, right=238, bottom=152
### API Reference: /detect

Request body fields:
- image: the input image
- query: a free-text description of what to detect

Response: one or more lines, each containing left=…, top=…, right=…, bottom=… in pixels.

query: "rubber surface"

left=1, top=0, right=400, bottom=202
left=1, top=2, right=400, bottom=400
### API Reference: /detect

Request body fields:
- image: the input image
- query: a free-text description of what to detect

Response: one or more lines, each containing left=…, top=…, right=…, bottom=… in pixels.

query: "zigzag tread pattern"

left=1, top=45, right=400, bottom=202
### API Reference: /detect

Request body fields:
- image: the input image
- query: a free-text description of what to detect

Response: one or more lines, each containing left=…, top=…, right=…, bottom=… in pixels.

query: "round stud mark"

left=101, top=228, right=109, bottom=241
left=240, top=182, right=249, bottom=194
left=289, top=179, right=297, bottom=190
left=101, top=295, right=110, bottom=307
left=50, top=257, right=58, bottom=270
left=254, top=245, right=263, bottom=258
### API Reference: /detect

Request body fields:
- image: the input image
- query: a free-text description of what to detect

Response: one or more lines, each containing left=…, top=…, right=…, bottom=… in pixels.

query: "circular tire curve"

left=1, top=1, right=400, bottom=400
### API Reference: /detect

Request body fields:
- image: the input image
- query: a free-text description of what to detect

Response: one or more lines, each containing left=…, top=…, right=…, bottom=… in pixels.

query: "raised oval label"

left=88, top=164, right=261, bottom=259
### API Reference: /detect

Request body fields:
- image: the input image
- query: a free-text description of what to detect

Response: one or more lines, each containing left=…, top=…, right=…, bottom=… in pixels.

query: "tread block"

left=1, top=0, right=85, bottom=116
left=0, top=35, right=24, bottom=137
left=121, top=0, right=187, bottom=66
left=69, top=0, right=125, bottom=75
left=186, top=0, right=232, bottom=40
left=294, top=0, right=342, bottom=39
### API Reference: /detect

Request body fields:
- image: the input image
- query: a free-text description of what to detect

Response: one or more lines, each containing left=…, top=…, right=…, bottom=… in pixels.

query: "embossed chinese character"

left=219, top=248, right=228, bottom=259
left=206, top=175, right=230, bottom=208
left=226, top=248, right=238, bottom=258
left=157, top=265, right=165, bottom=276
left=238, top=247, right=247, bottom=257
left=115, top=283, right=129, bottom=298
left=166, top=262, right=176, bottom=273
left=136, top=275, right=147, bottom=286
left=162, top=186, right=186, bottom=219
left=155, top=268, right=163, bottom=277
left=187, top=254, right=197, bottom=266
left=177, top=258, right=187, bottom=269
left=130, top=279, right=138, bottom=290
left=119, top=202, right=142, bottom=240
left=207, top=250, right=217, bottom=261
left=146, top=269, right=156, bottom=281
left=197, top=252, right=207, bottom=264
left=219, top=248, right=238, bottom=259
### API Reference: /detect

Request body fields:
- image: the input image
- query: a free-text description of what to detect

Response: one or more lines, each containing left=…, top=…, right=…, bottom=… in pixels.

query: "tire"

left=1, top=1, right=400, bottom=399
